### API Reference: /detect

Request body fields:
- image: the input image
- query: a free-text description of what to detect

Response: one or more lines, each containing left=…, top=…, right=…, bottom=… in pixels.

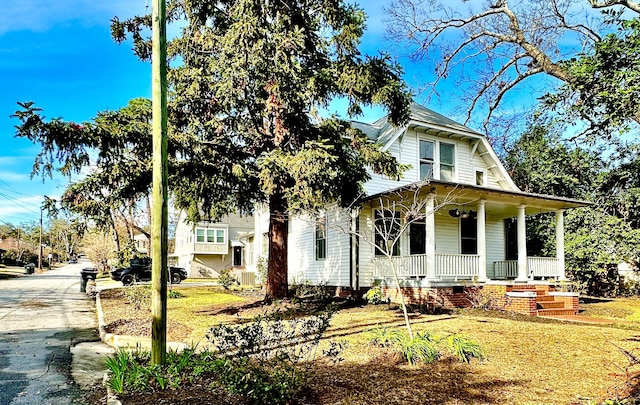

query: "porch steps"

left=511, top=288, right=578, bottom=317
left=537, top=308, right=578, bottom=316
left=537, top=301, right=565, bottom=310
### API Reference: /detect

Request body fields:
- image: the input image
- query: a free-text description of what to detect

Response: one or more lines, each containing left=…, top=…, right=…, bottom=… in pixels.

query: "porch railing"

left=528, top=257, right=560, bottom=278
left=492, top=260, right=518, bottom=279
left=372, top=255, right=427, bottom=278
left=372, top=254, right=479, bottom=280
left=492, top=257, right=561, bottom=279
left=435, top=254, right=479, bottom=279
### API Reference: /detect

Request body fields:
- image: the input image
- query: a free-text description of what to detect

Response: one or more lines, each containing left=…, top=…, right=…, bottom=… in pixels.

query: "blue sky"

left=0, top=0, right=540, bottom=227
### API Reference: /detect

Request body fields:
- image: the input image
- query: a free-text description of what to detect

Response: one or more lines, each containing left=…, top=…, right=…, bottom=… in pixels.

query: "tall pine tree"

left=113, top=0, right=411, bottom=299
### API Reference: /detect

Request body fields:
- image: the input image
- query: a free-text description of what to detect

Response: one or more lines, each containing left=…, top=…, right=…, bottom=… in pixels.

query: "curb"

left=95, top=291, right=121, bottom=405
left=95, top=287, right=190, bottom=404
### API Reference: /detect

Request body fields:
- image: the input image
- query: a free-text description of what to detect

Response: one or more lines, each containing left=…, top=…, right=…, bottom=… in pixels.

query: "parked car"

left=110, top=257, right=188, bottom=286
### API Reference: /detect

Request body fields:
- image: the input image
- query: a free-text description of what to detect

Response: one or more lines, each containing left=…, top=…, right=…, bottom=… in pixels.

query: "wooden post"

left=151, top=0, right=168, bottom=365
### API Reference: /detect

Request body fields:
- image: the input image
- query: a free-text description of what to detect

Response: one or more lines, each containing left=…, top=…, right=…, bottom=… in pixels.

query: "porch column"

left=477, top=200, right=487, bottom=282
left=515, top=204, right=529, bottom=282
left=556, top=210, right=566, bottom=280
left=425, top=193, right=436, bottom=280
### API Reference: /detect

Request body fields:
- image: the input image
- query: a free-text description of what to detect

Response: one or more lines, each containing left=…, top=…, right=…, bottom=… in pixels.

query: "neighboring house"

left=173, top=211, right=255, bottom=279
left=255, top=103, right=590, bottom=316
left=133, top=233, right=149, bottom=254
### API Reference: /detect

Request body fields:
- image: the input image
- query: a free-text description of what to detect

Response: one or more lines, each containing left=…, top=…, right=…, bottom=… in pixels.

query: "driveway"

left=0, top=259, right=100, bottom=404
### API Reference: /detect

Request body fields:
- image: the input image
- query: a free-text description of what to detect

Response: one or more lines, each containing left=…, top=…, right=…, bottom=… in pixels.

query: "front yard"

left=98, top=285, right=640, bottom=404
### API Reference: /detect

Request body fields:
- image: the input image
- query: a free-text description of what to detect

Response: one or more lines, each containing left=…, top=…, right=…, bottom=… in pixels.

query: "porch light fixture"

left=448, top=208, right=461, bottom=218
left=461, top=210, right=477, bottom=219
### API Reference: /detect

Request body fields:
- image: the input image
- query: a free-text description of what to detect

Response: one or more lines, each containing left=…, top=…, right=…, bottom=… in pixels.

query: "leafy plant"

left=256, top=255, right=267, bottom=285
left=168, top=290, right=183, bottom=299
left=446, top=334, right=487, bottom=363
left=218, top=268, right=237, bottom=290
left=205, top=306, right=336, bottom=403
left=368, top=326, right=485, bottom=365
left=364, top=282, right=386, bottom=304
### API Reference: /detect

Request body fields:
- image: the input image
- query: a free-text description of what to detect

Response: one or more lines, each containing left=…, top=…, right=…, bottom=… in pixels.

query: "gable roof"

left=351, top=102, right=483, bottom=146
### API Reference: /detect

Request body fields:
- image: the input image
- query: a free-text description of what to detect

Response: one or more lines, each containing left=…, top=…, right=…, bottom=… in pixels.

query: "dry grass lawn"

left=98, top=285, right=640, bottom=404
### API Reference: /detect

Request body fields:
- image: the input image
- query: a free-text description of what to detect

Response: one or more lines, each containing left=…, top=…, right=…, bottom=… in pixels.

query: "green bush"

left=364, top=282, right=385, bottom=304
left=218, top=268, right=237, bottom=290
left=368, top=326, right=485, bottom=366
left=105, top=308, right=338, bottom=405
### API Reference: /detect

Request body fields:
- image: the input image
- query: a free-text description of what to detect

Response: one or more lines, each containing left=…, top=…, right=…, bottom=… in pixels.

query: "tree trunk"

left=265, top=192, right=288, bottom=300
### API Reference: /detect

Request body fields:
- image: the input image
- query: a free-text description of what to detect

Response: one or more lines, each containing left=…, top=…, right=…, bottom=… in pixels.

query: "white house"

left=173, top=211, right=255, bottom=280
left=255, top=103, right=589, bottom=316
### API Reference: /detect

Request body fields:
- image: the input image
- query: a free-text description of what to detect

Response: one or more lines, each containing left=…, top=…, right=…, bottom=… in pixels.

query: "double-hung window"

left=440, top=142, right=455, bottom=181
left=315, top=215, right=327, bottom=260
left=419, top=140, right=434, bottom=180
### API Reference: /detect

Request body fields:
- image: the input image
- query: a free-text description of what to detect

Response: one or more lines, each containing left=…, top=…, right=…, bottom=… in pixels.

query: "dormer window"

left=419, top=139, right=456, bottom=181
left=419, top=140, right=434, bottom=180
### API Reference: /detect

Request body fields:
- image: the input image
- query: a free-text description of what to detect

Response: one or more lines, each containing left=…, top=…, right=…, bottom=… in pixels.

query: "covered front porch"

left=364, top=181, right=590, bottom=286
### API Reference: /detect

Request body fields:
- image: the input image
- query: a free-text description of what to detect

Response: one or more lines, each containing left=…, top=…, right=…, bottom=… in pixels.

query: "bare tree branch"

left=385, top=0, right=638, bottom=134
left=589, top=0, right=640, bottom=13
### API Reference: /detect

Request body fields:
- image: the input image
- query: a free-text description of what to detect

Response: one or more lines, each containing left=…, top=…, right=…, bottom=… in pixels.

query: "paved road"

left=0, top=259, right=99, bottom=404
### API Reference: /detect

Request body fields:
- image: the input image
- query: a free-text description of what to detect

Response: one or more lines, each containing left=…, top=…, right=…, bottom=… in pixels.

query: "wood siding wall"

left=287, top=208, right=351, bottom=287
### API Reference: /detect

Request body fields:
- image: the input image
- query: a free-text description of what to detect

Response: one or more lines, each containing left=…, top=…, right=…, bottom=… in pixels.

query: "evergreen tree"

left=14, top=1, right=411, bottom=300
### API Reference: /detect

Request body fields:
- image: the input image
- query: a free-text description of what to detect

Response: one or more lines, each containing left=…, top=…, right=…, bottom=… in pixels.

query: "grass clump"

left=368, top=325, right=485, bottom=365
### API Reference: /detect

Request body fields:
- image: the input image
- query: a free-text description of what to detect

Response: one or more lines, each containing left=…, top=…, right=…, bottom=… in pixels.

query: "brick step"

left=535, top=295, right=556, bottom=302
left=537, top=308, right=577, bottom=316
left=537, top=301, right=565, bottom=309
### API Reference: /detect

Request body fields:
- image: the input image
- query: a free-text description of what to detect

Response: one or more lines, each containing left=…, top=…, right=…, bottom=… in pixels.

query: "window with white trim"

left=195, top=228, right=226, bottom=244
left=440, top=142, right=455, bottom=181
left=315, top=215, right=327, bottom=260
left=475, top=169, right=487, bottom=186
left=419, top=140, right=434, bottom=180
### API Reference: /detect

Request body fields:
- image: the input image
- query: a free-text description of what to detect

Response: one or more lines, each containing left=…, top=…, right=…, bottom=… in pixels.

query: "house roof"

left=360, top=179, right=592, bottom=216
left=351, top=102, right=483, bottom=146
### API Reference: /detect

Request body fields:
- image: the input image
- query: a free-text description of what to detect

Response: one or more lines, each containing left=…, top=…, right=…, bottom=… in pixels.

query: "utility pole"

left=38, top=205, right=43, bottom=271
left=151, top=0, right=169, bottom=365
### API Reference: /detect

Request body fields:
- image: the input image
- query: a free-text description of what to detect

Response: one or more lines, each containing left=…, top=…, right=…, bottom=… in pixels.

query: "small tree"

left=338, top=181, right=456, bottom=338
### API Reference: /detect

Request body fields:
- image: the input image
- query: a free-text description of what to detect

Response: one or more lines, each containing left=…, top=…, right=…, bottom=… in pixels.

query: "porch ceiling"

left=362, top=180, right=591, bottom=219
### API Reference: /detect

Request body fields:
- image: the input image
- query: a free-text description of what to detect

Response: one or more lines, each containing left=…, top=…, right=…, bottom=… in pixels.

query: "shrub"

left=206, top=306, right=336, bottom=404
left=256, top=255, right=267, bottom=284
left=364, top=282, right=385, bottom=304
left=124, top=285, right=151, bottom=310
left=168, top=290, right=184, bottom=299
left=218, top=268, right=237, bottom=289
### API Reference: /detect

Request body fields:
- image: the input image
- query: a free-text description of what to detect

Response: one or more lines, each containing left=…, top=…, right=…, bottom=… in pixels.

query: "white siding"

left=357, top=207, right=375, bottom=287
left=485, top=218, right=505, bottom=273
left=435, top=213, right=459, bottom=254
left=287, top=208, right=351, bottom=287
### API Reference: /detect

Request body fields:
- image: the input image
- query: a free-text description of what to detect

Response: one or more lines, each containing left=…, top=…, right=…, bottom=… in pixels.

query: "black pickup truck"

left=110, top=257, right=188, bottom=286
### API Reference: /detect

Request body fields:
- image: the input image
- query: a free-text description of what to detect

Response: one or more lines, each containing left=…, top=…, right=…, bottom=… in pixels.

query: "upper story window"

left=196, top=228, right=226, bottom=244
left=419, top=140, right=434, bottom=180
left=440, top=142, right=455, bottom=181
left=419, top=139, right=456, bottom=181
left=315, top=215, right=327, bottom=260
left=475, top=169, right=487, bottom=186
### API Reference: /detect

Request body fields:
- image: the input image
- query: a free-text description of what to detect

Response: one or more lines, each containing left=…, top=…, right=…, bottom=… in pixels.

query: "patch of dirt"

left=100, top=289, right=193, bottom=342
left=21, top=300, right=50, bottom=308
